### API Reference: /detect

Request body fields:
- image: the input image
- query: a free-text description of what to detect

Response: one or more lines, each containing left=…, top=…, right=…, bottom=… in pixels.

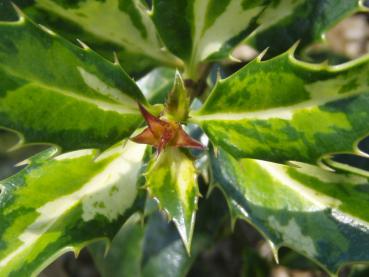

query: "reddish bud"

left=131, top=104, right=204, bottom=154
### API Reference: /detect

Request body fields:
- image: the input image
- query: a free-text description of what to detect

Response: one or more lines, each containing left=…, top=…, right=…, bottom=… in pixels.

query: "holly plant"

left=1, top=0, right=369, bottom=276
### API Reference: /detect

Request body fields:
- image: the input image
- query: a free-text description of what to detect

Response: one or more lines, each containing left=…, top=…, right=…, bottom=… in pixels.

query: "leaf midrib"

left=255, top=160, right=369, bottom=229
left=0, top=66, right=140, bottom=115
left=191, top=89, right=368, bottom=122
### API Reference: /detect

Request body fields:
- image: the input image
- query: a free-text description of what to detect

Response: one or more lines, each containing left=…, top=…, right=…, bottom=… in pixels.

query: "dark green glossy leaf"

left=90, top=215, right=144, bottom=277
left=90, top=211, right=208, bottom=277
left=137, top=67, right=176, bottom=105
left=247, top=0, right=366, bottom=57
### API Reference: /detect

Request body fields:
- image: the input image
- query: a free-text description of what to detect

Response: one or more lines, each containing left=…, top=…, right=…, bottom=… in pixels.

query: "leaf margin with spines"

left=191, top=44, right=369, bottom=165
left=0, top=139, right=147, bottom=277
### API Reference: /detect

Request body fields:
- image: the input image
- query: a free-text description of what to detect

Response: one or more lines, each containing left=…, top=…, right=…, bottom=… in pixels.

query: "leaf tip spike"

left=288, top=41, right=300, bottom=57
left=257, top=47, right=269, bottom=62
left=113, top=52, right=120, bottom=65
left=76, top=39, right=90, bottom=50
left=10, top=2, right=26, bottom=22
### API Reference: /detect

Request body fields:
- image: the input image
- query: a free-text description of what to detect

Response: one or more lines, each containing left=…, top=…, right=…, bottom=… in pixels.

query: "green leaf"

left=89, top=186, right=230, bottom=277
left=137, top=67, right=176, bottom=105
left=90, top=211, right=208, bottom=277
left=152, top=0, right=363, bottom=77
left=0, top=6, right=146, bottom=150
left=90, top=215, right=144, bottom=277
left=141, top=211, right=206, bottom=277
left=192, top=49, right=369, bottom=164
left=12, top=0, right=159, bottom=77
left=246, top=0, right=365, bottom=57
left=210, top=148, right=369, bottom=274
left=165, top=71, right=190, bottom=122
left=0, top=140, right=146, bottom=276
left=22, top=0, right=181, bottom=67
left=145, top=148, right=198, bottom=253
left=323, top=154, right=369, bottom=178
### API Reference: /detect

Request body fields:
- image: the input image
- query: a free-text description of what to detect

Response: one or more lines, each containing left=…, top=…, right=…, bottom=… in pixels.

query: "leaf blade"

left=137, top=67, right=176, bottom=105
left=0, top=6, right=146, bottom=150
left=145, top=148, right=198, bottom=252
left=210, top=148, right=369, bottom=274
left=152, top=0, right=362, bottom=76
left=247, top=0, right=364, bottom=57
left=29, top=0, right=181, bottom=67
left=193, top=50, right=369, bottom=164
left=90, top=211, right=208, bottom=277
left=0, top=140, right=146, bottom=276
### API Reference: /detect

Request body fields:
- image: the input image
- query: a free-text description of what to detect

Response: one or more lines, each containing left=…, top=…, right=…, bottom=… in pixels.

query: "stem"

left=184, top=63, right=212, bottom=102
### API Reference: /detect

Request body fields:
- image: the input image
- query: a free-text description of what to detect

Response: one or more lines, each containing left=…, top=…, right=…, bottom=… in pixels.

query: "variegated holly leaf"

left=246, top=0, right=366, bottom=57
left=152, top=0, right=363, bottom=77
left=90, top=211, right=208, bottom=277
left=12, top=0, right=159, bottom=77
left=210, top=147, right=369, bottom=275
left=0, top=4, right=147, bottom=151
left=0, top=140, right=146, bottom=276
left=192, top=48, right=369, bottom=165
left=145, top=148, right=199, bottom=253
left=89, top=185, right=231, bottom=277
left=16, top=0, right=181, bottom=68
